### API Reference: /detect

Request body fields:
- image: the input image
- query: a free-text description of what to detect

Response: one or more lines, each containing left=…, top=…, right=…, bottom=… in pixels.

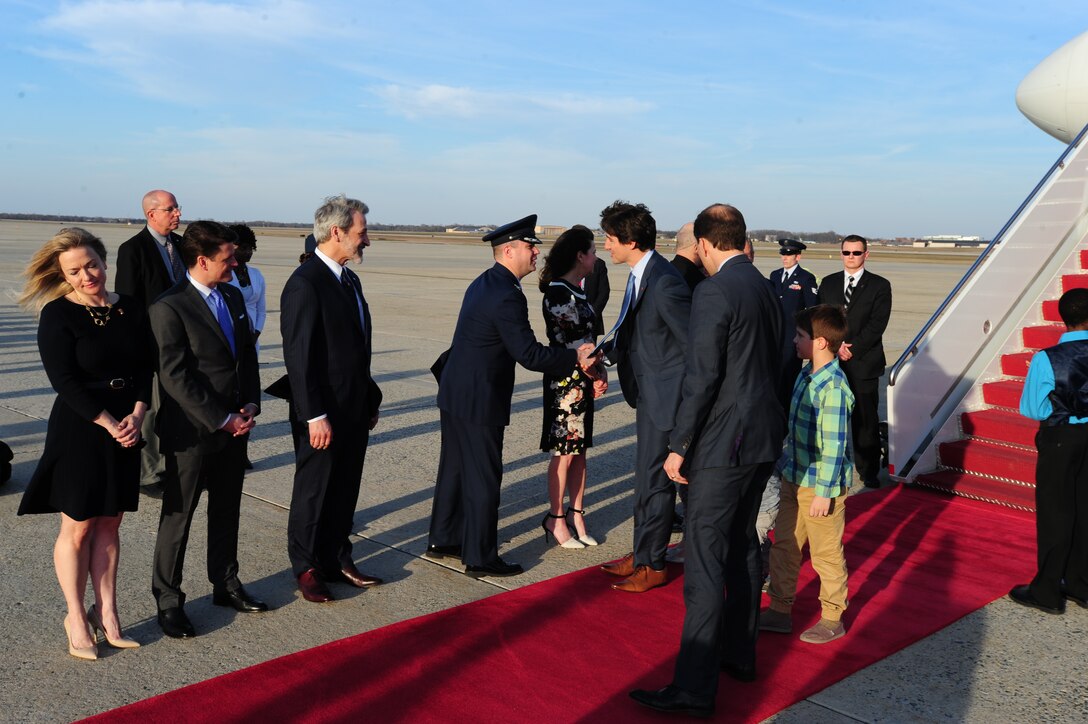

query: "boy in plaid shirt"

left=761, top=304, right=854, bottom=644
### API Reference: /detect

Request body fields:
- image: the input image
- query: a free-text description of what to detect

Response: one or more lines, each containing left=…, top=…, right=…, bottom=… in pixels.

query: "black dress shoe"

left=1008, top=584, right=1064, bottom=614
left=629, top=685, right=714, bottom=718
left=1062, top=588, right=1088, bottom=608
left=332, top=562, right=383, bottom=588
left=298, top=568, right=334, bottom=603
left=424, top=544, right=462, bottom=561
left=464, top=558, right=523, bottom=578
left=158, top=607, right=196, bottom=639
left=720, top=660, right=756, bottom=682
left=213, top=585, right=269, bottom=613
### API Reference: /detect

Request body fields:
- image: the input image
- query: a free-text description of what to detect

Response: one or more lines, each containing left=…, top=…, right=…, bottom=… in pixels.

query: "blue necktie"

left=210, top=288, right=236, bottom=357
left=599, top=272, right=636, bottom=349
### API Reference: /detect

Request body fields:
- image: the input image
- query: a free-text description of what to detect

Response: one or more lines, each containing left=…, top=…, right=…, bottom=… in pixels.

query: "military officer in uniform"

left=427, top=215, right=599, bottom=578
left=769, top=239, right=818, bottom=408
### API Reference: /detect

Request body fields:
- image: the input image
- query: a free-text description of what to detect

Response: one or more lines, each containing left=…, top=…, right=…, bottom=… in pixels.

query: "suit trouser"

left=287, top=416, right=369, bottom=578
left=672, top=462, right=772, bottom=699
left=1030, top=424, right=1088, bottom=608
left=767, top=481, right=849, bottom=621
left=152, top=439, right=245, bottom=610
left=633, top=407, right=674, bottom=570
left=139, top=378, right=166, bottom=485
left=844, top=373, right=881, bottom=482
left=777, top=351, right=801, bottom=413
left=428, top=411, right=505, bottom=567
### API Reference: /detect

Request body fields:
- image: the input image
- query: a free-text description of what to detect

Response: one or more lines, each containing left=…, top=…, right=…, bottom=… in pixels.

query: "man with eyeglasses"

left=116, top=189, right=186, bottom=494
left=817, top=235, right=892, bottom=488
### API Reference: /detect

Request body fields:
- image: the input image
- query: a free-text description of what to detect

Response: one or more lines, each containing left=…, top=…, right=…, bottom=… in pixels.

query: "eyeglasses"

left=152, top=206, right=182, bottom=214
left=841, top=250, right=865, bottom=256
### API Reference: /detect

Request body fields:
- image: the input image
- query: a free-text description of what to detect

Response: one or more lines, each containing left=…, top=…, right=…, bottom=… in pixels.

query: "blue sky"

left=0, top=1, right=1083, bottom=236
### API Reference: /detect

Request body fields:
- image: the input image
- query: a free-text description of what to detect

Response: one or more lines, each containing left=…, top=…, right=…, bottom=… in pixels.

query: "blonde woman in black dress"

left=18, top=228, right=151, bottom=660
left=538, top=226, right=608, bottom=548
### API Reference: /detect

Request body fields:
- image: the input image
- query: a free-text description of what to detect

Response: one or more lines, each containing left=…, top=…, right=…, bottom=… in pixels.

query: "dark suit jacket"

left=670, top=255, right=785, bottom=470
left=149, top=281, right=260, bottom=455
left=610, top=251, right=692, bottom=430
left=817, top=269, right=892, bottom=380
left=582, top=256, right=610, bottom=337
left=437, top=263, right=576, bottom=427
left=280, top=256, right=382, bottom=425
left=116, top=227, right=179, bottom=310
left=671, top=254, right=705, bottom=293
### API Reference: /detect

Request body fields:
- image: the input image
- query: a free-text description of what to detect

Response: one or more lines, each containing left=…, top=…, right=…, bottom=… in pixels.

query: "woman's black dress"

left=18, top=295, right=152, bottom=521
left=539, top=280, right=596, bottom=454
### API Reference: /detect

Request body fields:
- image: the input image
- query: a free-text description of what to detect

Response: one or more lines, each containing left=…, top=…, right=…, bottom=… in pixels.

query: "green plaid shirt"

left=778, top=358, right=855, bottom=498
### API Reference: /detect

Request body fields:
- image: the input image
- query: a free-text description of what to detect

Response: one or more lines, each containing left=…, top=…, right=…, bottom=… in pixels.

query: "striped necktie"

left=844, top=275, right=855, bottom=309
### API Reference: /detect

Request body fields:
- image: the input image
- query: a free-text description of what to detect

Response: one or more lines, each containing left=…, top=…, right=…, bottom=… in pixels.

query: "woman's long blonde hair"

left=19, top=227, right=109, bottom=314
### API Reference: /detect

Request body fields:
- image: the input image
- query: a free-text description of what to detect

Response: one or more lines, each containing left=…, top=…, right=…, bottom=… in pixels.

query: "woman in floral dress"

left=538, top=225, right=608, bottom=548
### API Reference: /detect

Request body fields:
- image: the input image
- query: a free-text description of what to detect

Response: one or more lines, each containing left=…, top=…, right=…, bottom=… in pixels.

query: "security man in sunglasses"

left=817, top=234, right=892, bottom=489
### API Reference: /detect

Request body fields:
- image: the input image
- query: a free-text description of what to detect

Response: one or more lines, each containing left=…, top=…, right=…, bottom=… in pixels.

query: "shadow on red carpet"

left=85, top=485, right=1035, bottom=723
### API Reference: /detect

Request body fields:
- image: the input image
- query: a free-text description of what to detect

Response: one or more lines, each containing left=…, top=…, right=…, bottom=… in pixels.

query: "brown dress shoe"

left=298, top=568, right=334, bottom=603
left=600, top=552, right=636, bottom=577
left=612, top=565, right=668, bottom=592
left=335, top=562, right=383, bottom=588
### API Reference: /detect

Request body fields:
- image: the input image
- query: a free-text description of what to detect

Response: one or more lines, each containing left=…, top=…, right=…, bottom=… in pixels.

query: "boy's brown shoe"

left=800, top=619, right=845, bottom=644
left=758, top=608, right=793, bottom=633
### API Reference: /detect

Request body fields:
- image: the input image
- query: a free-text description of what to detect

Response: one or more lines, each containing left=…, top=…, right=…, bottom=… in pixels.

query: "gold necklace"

left=72, top=291, right=113, bottom=327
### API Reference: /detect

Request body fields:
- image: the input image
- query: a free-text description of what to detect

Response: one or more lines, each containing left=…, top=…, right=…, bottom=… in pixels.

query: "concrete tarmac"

left=0, top=221, right=1084, bottom=722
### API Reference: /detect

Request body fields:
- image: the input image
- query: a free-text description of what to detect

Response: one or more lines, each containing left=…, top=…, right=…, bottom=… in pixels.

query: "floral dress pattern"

left=540, top=280, right=596, bottom=455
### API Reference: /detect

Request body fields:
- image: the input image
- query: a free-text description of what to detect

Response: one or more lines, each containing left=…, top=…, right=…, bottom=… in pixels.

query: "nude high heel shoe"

left=88, top=604, right=140, bottom=649
left=64, top=615, right=98, bottom=661
left=566, top=507, right=598, bottom=546
left=541, top=513, right=585, bottom=549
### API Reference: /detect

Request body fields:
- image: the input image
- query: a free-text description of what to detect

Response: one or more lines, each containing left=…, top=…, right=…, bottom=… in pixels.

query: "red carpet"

left=87, top=486, right=1035, bottom=723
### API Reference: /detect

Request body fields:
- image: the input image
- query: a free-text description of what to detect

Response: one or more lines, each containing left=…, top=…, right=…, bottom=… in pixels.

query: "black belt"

left=87, top=377, right=134, bottom=390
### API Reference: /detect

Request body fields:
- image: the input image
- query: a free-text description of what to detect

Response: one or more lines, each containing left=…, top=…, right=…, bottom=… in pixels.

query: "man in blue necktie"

left=149, top=221, right=266, bottom=639
left=598, top=201, right=692, bottom=593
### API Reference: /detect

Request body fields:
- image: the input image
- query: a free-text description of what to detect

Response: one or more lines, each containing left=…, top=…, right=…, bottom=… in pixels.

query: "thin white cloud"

left=33, top=0, right=324, bottom=102
left=374, top=84, right=653, bottom=120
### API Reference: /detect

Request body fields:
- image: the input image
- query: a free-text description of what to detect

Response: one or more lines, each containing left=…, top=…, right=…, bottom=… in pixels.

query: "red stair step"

left=913, top=470, right=1036, bottom=511
left=1081, top=249, right=1088, bottom=269
left=1022, top=324, right=1063, bottom=349
left=1000, top=351, right=1032, bottom=377
left=937, top=438, right=1035, bottom=483
left=960, top=408, right=1037, bottom=447
left=1063, top=274, right=1088, bottom=292
left=982, top=379, right=1024, bottom=408
left=1042, top=299, right=1061, bottom=322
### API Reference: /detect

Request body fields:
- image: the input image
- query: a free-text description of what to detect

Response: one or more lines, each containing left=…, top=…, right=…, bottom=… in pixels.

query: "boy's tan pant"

left=767, top=480, right=849, bottom=622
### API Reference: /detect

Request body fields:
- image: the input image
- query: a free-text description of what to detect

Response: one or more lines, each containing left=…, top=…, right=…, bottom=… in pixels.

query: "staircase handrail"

left=888, top=121, right=1088, bottom=388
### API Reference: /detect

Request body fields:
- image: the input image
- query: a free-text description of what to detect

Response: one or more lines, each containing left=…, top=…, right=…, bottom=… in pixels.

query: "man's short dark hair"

left=600, top=200, right=656, bottom=251
left=795, top=304, right=849, bottom=353
left=1058, top=288, right=1088, bottom=329
left=840, top=234, right=868, bottom=250
left=693, top=203, right=746, bottom=252
left=179, top=220, right=237, bottom=268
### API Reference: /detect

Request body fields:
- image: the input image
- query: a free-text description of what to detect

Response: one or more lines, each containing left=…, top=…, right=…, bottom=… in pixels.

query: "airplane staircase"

left=887, top=123, right=1088, bottom=511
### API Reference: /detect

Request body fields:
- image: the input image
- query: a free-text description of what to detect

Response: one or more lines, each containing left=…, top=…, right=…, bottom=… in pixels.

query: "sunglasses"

left=841, top=250, right=865, bottom=256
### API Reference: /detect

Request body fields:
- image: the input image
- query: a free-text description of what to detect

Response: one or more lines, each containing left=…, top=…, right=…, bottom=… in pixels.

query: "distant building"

left=916, top=235, right=985, bottom=248
left=535, top=224, right=567, bottom=237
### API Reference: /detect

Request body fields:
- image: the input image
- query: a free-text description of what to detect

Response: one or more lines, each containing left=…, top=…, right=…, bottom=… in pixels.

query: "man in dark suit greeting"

left=631, top=204, right=784, bottom=717
left=599, top=201, right=692, bottom=593
left=817, top=235, right=892, bottom=488
left=427, top=215, right=598, bottom=578
left=149, top=221, right=266, bottom=639
left=280, top=195, right=383, bottom=603
left=116, top=189, right=186, bottom=491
